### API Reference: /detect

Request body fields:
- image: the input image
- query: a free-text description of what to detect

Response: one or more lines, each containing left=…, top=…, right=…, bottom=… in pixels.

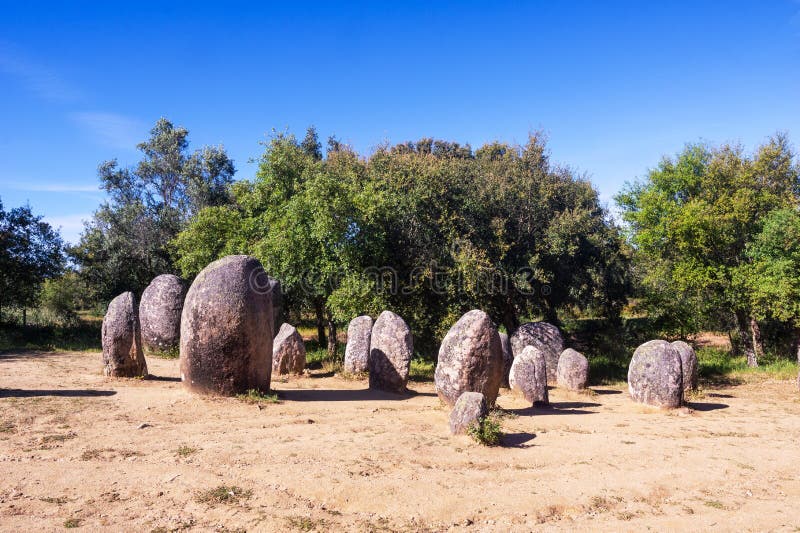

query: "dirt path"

left=1, top=351, right=799, bottom=532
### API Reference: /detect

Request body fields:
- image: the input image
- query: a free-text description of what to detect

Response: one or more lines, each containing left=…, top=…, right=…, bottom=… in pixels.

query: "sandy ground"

left=1, top=351, right=799, bottom=532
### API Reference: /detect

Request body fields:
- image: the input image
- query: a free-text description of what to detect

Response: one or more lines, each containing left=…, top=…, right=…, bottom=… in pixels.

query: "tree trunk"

left=750, top=317, right=763, bottom=365
left=327, top=318, right=337, bottom=359
left=728, top=330, right=740, bottom=356
left=735, top=310, right=757, bottom=367
left=314, top=299, right=327, bottom=347
left=502, top=300, right=520, bottom=336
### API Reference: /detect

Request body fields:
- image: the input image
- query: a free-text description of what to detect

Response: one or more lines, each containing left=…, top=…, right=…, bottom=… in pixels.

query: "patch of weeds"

left=0, top=420, right=14, bottom=433
left=195, top=485, right=252, bottom=505
left=536, top=504, right=566, bottom=524
left=286, top=516, right=329, bottom=531
left=685, top=388, right=706, bottom=401
left=409, top=358, right=435, bottom=381
left=617, top=511, right=635, bottom=521
left=40, top=432, right=77, bottom=444
left=489, top=407, right=518, bottom=420
left=40, top=496, right=68, bottom=504
left=587, top=496, right=611, bottom=513
left=467, top=415, right=502, bottom=446
left=236, top=389, right=280, bottom=404
left=63, top=518, right=81, bottom=528
left=621, top=440, right=636, bottom=445
left=176, top=445, right=198, bottom=457
left=339, top=371, right=368, bottom=381
left=146, top=346, right=179, bottom=359
left=704, top=500, right=726, bottom=510
left=80, top=449, right=103, bottom=461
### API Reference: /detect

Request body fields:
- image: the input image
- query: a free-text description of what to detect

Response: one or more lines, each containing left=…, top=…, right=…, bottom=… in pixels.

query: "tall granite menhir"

left=139, top=274, right=185, bottom=354
left=369, top=310, right=413, bottom=392
left=102, top=291, right=148, bottom=378
left=180, top=255, right=273, bottom=395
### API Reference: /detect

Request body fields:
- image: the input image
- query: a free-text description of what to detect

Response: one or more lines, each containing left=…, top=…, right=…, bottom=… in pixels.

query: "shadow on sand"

left=0, top=388, right=116, bottom=398
left=686, top=401, right=729, bottom=412
left=278, top=387, right=436, bottom=402
left=508, top=401, right=600, bottom=416
left=501, top=432, right=536, bottom=448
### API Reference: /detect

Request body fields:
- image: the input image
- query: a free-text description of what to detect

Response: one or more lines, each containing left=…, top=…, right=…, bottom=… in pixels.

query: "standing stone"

left=435, top=310, right=503, bottom=407
left=344, top=315, right=373, bottom=374
left=180, top=255, right=273, bottom=396
left=628, top=340, right=683, bottom=408
left=449, top=392, right=489, bottom=435
left=272, top=323, right=306, bottom=375
left=369, top=310, right=413, bottom=392
left=139, top=274, right=186, bottom=354
left=510, top=322, right=564, bottom=384
left=499, top=332, right=513, bottom=388
left=671, top=340, right=698, bottom=392
left=556, top=348, right=589, bottom=391
left=509, top=345, right=549, bottom=405
left=267, top=277, right=282, bottom=338
left=102, top=291, right=148, bottom=378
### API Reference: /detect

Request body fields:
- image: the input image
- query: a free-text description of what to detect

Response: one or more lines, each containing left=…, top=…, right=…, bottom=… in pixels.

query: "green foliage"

left=37, top=271, right=86, bottom=326
left=0, top=199, right=65, bottom=318
left=0, top=321, right=101, bottom=352
left=69, top=118, right=235, bottom=302
left=697, top=347, right=798, bottom=381
left=409, top=358, right=435, bottom=381
left=467, top=415, right=502, bottom=446
left=617, top=134, right=800, bottom=360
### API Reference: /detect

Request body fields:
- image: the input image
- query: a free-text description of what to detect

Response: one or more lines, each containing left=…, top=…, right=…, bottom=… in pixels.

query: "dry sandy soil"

left=1, top=351, right=799, bottom=532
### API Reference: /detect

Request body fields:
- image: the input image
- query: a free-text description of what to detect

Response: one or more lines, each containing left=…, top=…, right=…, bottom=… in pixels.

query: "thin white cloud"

left=44, top=213, right=91, bottom=244
left=0, top=42, right=81, bottom=102
left=70, top=111, right=144, bottom=150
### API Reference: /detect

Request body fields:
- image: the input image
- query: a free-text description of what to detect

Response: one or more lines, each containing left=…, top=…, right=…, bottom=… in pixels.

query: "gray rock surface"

left=369, top=310, right=413, bottom=392
left=510, top=322, right=564, bottom=383
left=272, top=323, right=306, bottom=375
left=267, top=277, right=282, bottom=338
left=628, top=340, right=683, bottom=408
left=179, top=255, right=273, bottom=395
left=102, top=291, right=148, bottom=377
left=671, top=340, right=698, bottom=392
left=434, top=310, right=503, bottom=407
left=344, top=316, right=373, bottom=374
left=509, top=345, right=549, bottom=405
left=139, top=274, right=185, bottom=354
left=449, top=391, right=489, bottom=435
left=499, top=332, right=513, bottom=388
left=556, top=348, right=589, bottom=391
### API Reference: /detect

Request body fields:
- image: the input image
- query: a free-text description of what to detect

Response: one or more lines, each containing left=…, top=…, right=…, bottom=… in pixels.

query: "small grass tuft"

left=409, top=358, right=435, bottom=381
left=467, top=415, right=502, bottom=446
left=41, top=496, right=68, bottom=504
left=176, top=445, right=198, bottom=457
left=195, top=485, right=252, bottom=505
left=146, top=346, right=180, bottom=359
left=704, top=500, right=726, bottom=510
left=286, top=516, right=328, bottom=531
left=236, top=389, right=280, bottom=404
left=63, top=518, right=81, bottom=528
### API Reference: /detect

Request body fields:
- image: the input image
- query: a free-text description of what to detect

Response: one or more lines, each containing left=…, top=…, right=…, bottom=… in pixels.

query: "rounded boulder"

left=449, top=392, right=489, bottom=435
left=368, top=310, right=413, bottom=392
left=272, top=323, right=306, bottom=375
left=509, top=345, right=549, bottom=405
left=179, top=255, right=273, bottom=396
left=510, top=322, right=564, bottom=384
left=556, top=348, right=589, bottom=391
left=628, top=340, right=683, bottom=408
left=102, top=291, right=148, bottom=378
left=344, top=315, right=373, bottom=374
left=139, top=274, right=186, bottom=354
left=434, top=310, right=503, bottom=407
left=671, top=340, right=698, bottom=392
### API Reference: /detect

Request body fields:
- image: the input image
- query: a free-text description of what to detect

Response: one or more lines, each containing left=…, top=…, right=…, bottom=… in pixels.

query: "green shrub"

left=467, top=416, right=502, bottom=446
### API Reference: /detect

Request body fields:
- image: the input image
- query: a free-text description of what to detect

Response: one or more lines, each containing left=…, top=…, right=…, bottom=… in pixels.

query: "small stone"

left=499, top=332, right=513, bottom=388
left=272, top=323, right=306, bottom=375
left=556, top=348, right=589, bottom=390
left=137, top=423, right=151, bottom=430
left=448, top=392, right=489, bottom=435
left=344, top=316, right=373, bottom=374
left=509, top=345, right=549, bottom=405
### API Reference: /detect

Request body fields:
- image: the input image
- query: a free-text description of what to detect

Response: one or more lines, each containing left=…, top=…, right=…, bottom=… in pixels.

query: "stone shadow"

left=686, top=401, right=729, bottom=412
left=278, top=387, right=435, bottom=402
left=501, top=432, right=536, bottom=448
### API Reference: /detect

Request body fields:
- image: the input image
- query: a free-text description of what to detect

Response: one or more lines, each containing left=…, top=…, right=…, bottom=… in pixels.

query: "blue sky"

left=1, top=1, right=799, bottom=243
